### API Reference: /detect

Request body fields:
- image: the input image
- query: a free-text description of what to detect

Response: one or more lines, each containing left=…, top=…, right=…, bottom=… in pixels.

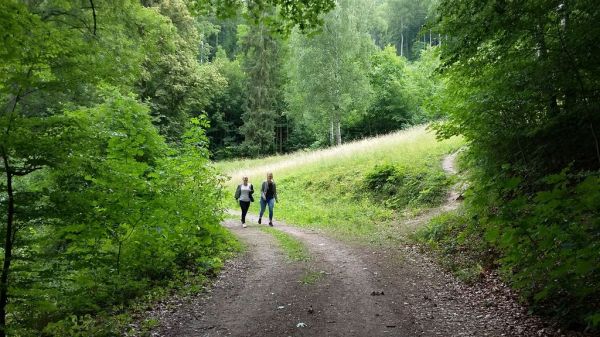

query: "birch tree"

left=286, top=0, right=376, bottom=146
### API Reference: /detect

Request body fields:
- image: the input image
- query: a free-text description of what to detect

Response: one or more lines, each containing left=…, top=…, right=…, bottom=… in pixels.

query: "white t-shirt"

left=239, top=184, right=252, bottom=202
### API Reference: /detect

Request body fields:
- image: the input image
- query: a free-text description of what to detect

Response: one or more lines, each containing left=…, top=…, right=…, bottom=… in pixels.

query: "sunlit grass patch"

left=217, top=125, right=458, bottom=182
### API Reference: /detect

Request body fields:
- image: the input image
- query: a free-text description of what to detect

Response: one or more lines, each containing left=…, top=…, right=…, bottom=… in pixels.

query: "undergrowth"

left=44, top=240, right=241, bottom=336
left=364, top=163, right=451, bottom=209
left=416, top=168, right=600, bottom=331
left=414, top=210, right=497, bottom=284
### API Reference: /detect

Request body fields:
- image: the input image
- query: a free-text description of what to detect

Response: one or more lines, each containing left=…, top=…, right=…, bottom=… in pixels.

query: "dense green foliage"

left=191, top=0, right=336, bottom=34
left=350, top=46, right=443, bottom=136
left=430, top=0, right=600, bottom=329
left=205, top=49, right=248, bottom=158
left=238, top=19, right=288, bottom=155
left=417, top=211, right=495, bottom=284
left=371, top=0, right=438, bottom=58
left=4, top=0, right=599, bottom=333
left=204, top=0, right=444, bottom=156
left=137, top=0, right=226, bottom=142
left=286, top=0, right=375, bottom=146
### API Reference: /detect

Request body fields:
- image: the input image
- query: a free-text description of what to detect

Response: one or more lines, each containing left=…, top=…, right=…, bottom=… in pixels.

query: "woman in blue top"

left=258, top=172, right=277, bottom=226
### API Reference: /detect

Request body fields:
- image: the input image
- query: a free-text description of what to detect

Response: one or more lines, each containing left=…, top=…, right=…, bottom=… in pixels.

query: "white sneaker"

left=242, top=223, right=247, bottom=228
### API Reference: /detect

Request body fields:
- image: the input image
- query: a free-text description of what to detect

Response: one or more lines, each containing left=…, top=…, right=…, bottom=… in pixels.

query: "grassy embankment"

left=216, top=125, right=463, bottom=243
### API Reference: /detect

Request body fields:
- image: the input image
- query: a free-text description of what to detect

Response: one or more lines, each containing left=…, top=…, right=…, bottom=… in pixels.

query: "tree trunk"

left=400, top=18, right=404, bottom=57
left=534, top=24, right=559, bottom=116
left=400, top=32, right=404, bottom=57
left=330, top=120, right=334, bottom=146
left=591, top=122, right=600, bottom=167
left=0, top=154, right=14, bottom=337
left=333, top=107, right=342, bottom=146
left=279, top=123, right=283, bottom=153
left=429, top=29, right=432, bottom=46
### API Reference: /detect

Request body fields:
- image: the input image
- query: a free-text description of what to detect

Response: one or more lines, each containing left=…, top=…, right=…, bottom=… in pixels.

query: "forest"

left=1, top=0, right=598, bottom=335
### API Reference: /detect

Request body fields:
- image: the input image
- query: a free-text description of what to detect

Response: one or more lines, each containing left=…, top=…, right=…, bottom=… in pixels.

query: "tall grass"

left=216, top=125, right=463, bottom=241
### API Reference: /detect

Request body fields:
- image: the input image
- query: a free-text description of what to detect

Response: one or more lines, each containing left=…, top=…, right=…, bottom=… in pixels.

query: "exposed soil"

left=142, top=154, right=590, bottom=337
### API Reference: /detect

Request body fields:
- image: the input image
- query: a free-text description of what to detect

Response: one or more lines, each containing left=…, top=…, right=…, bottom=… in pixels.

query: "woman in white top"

left=234, top=176, right=254, bottom=228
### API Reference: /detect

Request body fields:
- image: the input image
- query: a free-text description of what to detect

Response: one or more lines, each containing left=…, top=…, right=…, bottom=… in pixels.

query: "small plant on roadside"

left=140, top=318, right=160, bottom=336
left=300, top=270, right=326, bottom=285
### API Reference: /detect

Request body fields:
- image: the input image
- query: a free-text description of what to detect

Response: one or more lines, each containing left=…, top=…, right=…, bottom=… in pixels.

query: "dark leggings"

left=239, top=201, right=250, bottom=223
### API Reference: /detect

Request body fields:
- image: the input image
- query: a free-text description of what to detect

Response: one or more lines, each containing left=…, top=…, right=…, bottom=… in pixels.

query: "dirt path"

left=147, top=154, right=584, bottom=337
left=155, top=216, right=420, bottom=337
left=387, top=152, right=462, bottom=236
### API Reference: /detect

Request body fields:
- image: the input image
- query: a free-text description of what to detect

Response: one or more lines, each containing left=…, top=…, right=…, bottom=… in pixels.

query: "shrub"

left=6, top=96, right=238, bottom=335
left=364, top=163, right=450, bottom=209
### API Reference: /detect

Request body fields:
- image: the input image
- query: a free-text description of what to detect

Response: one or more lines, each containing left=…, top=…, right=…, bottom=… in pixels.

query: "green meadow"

left=216, top=125, right=463, bottom=241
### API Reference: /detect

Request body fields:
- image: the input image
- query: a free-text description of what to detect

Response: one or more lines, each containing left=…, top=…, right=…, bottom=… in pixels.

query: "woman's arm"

left=234, top=185, right=241, bottom=200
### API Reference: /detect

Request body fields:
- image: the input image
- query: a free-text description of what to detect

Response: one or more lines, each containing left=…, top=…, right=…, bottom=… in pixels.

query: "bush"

left=6, top=96, right=238, bottom=335
left=364, top=163, right=450, bottom=209
left=429, top=166, right=600, bottom=329
left=43, top=314, right=127, bottom=337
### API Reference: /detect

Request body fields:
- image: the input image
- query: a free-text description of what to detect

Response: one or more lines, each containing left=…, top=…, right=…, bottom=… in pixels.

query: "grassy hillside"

left=216, top=125, right=463, bottom=241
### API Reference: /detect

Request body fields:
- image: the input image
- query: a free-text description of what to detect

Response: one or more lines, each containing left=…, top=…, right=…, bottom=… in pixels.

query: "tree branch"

left=591, top=122, right=600, bottom=168
left=89, top=0, right=97, bottom=35
left=12, top=166, right=44, bottom=177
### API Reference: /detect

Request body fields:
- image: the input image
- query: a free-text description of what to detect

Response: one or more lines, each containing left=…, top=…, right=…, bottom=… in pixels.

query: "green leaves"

left=190, top=0, right=335, bottom=34
left=237, top=14, right=287, bottom=155
left=136, top=0, right=227, bottom=143
left=471, top=167, right=600, bottom=327
left=286, top=0, right=376, bottom=145
left=34, top=95, right=234, bottom=334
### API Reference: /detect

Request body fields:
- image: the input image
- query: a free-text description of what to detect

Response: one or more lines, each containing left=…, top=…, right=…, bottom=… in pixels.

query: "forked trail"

left=150, top=155, right=582, bottom=337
